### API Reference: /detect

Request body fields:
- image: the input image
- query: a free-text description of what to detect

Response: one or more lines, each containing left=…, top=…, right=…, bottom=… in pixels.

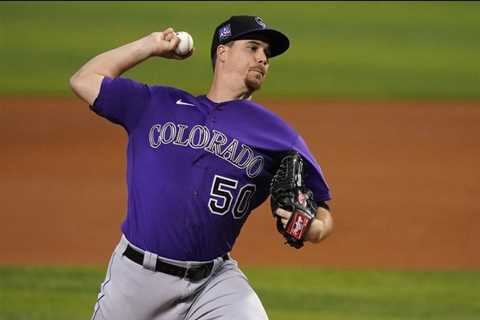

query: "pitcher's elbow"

left=69, top=72, right=81, bottom=93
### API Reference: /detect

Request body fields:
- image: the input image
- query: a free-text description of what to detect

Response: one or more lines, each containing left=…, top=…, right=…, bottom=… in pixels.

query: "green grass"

left=1, top=265, right=479, bottom=320
left=1, top=1, right=480, bottom=99
left=251, top=268, right=480, bottom=320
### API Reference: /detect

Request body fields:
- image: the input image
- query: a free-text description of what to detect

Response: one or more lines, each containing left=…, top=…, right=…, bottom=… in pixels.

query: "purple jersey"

left=91, top=77, right=331, bottom=261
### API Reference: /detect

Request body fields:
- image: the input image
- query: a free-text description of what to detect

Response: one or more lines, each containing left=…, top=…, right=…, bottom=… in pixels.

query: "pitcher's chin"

left=245, top=76, right=263, bottom=92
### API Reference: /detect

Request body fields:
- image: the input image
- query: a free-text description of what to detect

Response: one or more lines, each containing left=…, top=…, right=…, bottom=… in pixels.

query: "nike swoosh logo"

left=176, top=99, right=196, bottom=106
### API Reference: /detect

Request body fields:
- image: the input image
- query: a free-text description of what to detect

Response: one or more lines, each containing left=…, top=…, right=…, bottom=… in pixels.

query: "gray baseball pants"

left=91, top=235, right=269, bottom=320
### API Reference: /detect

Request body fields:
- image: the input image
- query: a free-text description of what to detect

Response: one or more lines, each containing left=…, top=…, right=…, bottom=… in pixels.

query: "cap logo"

left=219, top=23, right=232, bottom=40
left=255, top=16, right=266, bottom=29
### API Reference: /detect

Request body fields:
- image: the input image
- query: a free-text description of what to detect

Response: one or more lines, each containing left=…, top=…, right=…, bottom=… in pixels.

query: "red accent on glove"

left=286, top=211, right=312, bottom=240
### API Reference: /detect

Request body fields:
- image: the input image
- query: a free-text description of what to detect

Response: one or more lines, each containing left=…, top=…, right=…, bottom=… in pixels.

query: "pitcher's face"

left=223, top=39, right=270, bottom=91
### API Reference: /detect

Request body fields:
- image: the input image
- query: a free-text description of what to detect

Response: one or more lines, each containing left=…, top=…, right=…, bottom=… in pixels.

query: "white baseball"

left=175, top=31, right=193, bottom=56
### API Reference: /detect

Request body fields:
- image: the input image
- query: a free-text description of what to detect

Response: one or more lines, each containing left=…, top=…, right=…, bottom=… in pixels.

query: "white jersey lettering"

left=148, top=122, right=265, bottom=178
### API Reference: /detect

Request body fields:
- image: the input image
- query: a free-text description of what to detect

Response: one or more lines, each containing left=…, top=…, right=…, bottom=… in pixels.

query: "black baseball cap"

left=211, top=16, right=290, bottom=62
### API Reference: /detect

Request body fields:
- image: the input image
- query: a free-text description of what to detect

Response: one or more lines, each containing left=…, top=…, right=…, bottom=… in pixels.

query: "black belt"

left=123, top=244, right=229, bottom=282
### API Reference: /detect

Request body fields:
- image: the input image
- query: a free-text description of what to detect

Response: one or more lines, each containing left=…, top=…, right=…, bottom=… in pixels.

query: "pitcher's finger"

left=275, top=208, right=292, bottom=219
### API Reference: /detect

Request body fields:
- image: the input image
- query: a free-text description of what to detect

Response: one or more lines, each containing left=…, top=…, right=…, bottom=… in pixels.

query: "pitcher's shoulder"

left=239, top=100, right=297, bottom=133
left=149, top=84, right=194, bottom=97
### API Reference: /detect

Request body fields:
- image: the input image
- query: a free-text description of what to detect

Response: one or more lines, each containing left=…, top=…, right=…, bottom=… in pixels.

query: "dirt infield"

left=1, top=97, right=479, bottom=270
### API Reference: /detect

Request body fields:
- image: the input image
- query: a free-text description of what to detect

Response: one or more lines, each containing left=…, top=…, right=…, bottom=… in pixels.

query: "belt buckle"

left=185, top=263, right=213, bottom=282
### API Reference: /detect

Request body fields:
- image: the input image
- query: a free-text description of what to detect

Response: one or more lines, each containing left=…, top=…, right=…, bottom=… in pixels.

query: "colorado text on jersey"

left=148, top=122, right=264, bottom=178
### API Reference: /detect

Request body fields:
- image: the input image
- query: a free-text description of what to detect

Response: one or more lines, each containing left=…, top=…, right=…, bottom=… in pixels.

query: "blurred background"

left=1, top=2, right=479, bottom=319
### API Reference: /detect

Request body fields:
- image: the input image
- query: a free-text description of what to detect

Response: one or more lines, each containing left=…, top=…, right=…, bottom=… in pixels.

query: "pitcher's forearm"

left=69, top=29, right=185, bottom=105
left=74, top=35, right=155, bottom=79
left=306, top=207, right=333, bottom=243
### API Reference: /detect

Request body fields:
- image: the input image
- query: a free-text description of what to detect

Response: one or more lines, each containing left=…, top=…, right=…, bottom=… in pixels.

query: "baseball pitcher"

left=70, top=15, right=333, bottom=320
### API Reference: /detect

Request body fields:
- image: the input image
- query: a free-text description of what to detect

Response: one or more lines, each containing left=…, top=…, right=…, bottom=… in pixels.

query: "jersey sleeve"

left=292, top=135, right=332, bottom=202
left=90, top=76, right=151, bottom=132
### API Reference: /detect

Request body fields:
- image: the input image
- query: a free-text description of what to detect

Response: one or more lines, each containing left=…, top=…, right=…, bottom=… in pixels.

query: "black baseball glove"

left=270, top=151, right=318, bottom=249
